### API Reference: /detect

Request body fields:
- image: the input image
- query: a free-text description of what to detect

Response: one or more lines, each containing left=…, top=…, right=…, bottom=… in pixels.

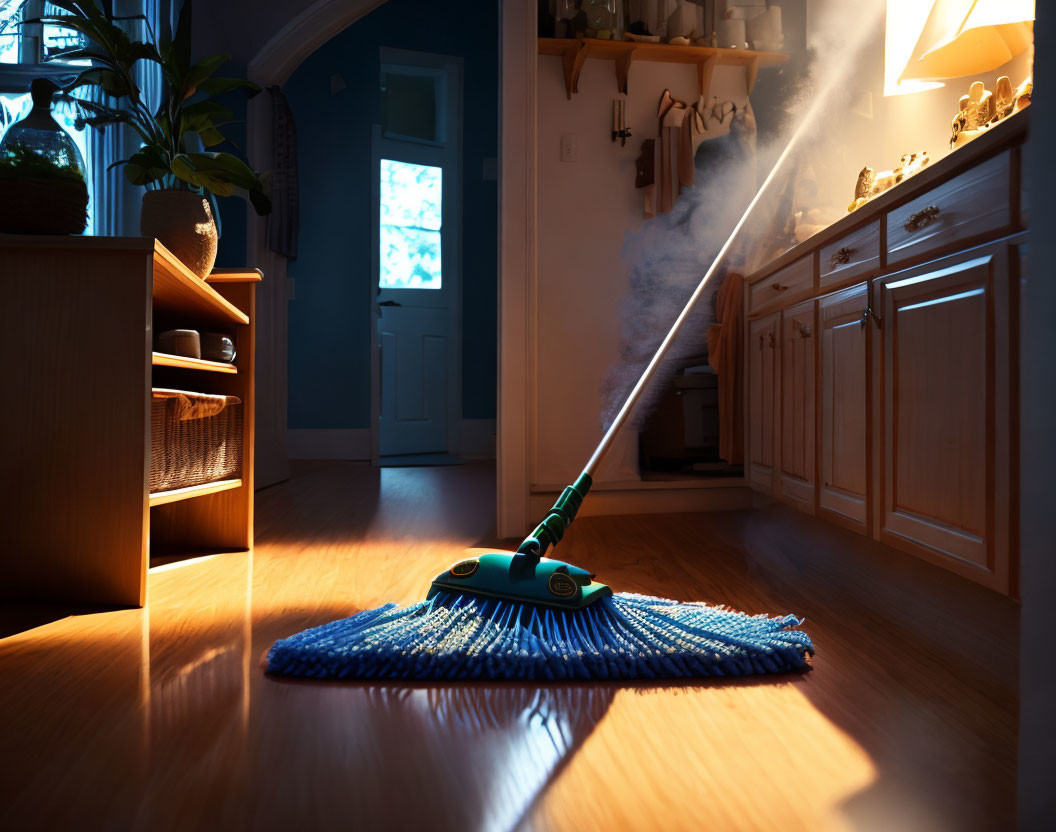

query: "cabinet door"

left=747, top=313, right=777, bottom=493
left=819, top=283, right=870, bottom=533
left=777, top=299, right=816, bottom=511
left=876, top=243, right=1012, bottom=592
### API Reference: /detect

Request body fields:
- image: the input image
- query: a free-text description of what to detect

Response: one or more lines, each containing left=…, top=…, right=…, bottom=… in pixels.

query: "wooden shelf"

left=206, top=268, right=263, bottom=284
left=153, top=241, right=249, bottom=326
left=152, top=352, right=237, bottom=373
left=149, top=478, right=242, bottom=507
left=538, top=37, right=788, bottom=99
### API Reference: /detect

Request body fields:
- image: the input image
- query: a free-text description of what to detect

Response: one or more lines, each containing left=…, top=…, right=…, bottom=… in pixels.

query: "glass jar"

left=556, top=1, right=622, bottom=40
left=0, top=78, right=88, bottom=234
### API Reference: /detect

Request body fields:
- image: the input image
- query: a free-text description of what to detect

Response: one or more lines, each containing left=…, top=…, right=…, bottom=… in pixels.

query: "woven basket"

left=0, top=176, right=88, bottom=234
left=150, top=389, right=243, bottom=493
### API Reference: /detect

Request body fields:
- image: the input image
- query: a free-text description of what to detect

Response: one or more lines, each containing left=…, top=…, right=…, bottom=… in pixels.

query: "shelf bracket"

left=562, top=40, right=592, bottom=100
left=615, top=48, right=635, bottom=95
left=696, top=55, right=717, bottom=102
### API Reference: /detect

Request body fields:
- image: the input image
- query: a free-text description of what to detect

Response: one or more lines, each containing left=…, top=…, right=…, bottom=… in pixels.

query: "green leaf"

left=169, top=2, right=192, bottom=75
left=65, top=66, right=131, bottom=98
left=249, top=189, right=272, bottom=216
left=184, top=54, right=230, bottom=93
left=170, top=152, right=271, bottom=214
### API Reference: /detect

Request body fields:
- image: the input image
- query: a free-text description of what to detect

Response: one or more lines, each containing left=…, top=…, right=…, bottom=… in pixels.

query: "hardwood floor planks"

left=0, top=461, right=1017, bottom=831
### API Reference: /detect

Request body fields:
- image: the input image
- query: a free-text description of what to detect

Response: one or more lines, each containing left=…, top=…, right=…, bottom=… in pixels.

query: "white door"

left=371, top=52, right=461, bottom=460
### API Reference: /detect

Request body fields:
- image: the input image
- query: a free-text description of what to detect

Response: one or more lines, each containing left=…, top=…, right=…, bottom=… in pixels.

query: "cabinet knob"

left=799, top=324, right=812, bottom=338
left=904, top=205, right=940, bottom=232
left=831, top=247, right=854, bottom=267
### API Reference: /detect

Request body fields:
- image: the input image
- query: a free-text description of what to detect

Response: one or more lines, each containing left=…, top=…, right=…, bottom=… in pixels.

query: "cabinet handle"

left=859, top=310, right=869, bottom=329
left=771, top=283, right=789, bottom=292
left=799, top=324, right=811, bottom=338
left=904, top=205, right=940, bottom=232
left=831, top=247, right=854, bottom=267
left=768, top=332, right=776, bottom=348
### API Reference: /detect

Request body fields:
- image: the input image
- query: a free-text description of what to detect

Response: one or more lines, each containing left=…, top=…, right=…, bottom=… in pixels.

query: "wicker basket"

left=150, top=389, right=243, bottom=493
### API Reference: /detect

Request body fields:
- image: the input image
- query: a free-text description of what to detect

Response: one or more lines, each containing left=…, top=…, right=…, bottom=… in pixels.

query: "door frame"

left=369, top=48, right=463, bottom=464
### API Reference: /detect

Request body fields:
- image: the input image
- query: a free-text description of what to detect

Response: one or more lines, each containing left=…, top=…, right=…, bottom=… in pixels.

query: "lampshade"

left=899, top=0, right=1034, bottom=83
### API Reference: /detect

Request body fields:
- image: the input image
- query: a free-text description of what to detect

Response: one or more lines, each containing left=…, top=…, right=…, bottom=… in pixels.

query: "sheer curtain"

left=89, top=0, right=167, bottom=236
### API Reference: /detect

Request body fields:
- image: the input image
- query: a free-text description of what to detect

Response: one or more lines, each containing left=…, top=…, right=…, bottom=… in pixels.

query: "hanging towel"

left=267, top=85, right=299, bottom=259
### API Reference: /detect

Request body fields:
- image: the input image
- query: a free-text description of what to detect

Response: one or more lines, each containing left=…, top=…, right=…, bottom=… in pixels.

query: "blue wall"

left=281, top=0, right=499, bottom=430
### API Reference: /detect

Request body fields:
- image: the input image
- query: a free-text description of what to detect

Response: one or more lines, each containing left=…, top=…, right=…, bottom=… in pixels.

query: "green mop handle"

left=516, top=472, right=593, bottom=560
left=518, top=110, right=806, bottom=561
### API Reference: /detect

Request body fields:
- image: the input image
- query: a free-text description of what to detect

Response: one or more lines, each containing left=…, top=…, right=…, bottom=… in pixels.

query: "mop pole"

left=519, top=127, right=807, bottom=560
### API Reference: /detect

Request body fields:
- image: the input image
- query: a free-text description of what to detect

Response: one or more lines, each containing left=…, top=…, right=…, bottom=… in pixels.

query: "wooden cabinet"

left=875, top=242, right=1013, bottom=592
left=747, top=313, right=777, bottom=493
left=777, top=299, right=815, bottom=511
left=742, top=110, right=1026, bottom=595
left=818, top=283, right=870, bottom=534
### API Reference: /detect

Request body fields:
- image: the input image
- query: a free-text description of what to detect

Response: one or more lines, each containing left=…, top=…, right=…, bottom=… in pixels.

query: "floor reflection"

left=363, top=685, right=615, bottom=832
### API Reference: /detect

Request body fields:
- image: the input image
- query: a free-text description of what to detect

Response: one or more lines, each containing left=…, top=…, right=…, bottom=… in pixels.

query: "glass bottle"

left=0, top=77, right=88, bottom=234
left=0, top=78, right=87, bottom=178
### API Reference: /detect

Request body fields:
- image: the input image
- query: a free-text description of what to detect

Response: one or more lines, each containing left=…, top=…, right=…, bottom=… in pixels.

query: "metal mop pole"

left=519, top=124, right=809, bottom=560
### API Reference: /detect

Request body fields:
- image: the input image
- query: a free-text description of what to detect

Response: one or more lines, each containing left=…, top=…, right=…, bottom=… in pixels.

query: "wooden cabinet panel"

left=820, top=220, right=881, bottom=288
left=819, top=283, right=870, bottom=533
left=748, top=256, right=814, bottom=316
left=876, top=242, right=1012, bottom=592
left=747, top=313, right=778, bottom=493
left=777, top=299, right=815, bottom=511
left=887, top=150, right=1012, bottom=266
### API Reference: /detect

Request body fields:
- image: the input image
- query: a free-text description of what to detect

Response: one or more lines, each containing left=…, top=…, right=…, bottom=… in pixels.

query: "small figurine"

left=951, top=75, right=1031, bottom=148
left=1013, top=76, right=1032, bottom=114
left=992, top=75, right=1015, bottom=122
left=848, top=151, right=930, bottom=212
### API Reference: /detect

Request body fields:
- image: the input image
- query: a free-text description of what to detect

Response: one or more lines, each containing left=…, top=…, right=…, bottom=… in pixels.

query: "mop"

left=267, top=127, right=815, bottom=682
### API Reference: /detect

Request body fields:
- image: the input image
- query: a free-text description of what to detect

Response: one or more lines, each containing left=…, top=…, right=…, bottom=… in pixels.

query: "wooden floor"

left=0, top=461, right=1018, bottom=831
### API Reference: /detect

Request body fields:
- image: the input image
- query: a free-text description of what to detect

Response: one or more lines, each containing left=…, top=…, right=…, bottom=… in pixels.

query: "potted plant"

left=32, top=1, right=271, bottom=277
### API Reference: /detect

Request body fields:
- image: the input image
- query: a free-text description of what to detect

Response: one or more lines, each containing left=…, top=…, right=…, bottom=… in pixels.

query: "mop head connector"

left=427, top=551, right=613, bottom=610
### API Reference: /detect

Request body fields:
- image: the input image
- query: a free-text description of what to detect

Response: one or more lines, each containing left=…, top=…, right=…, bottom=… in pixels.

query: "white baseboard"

left=287, top=429, right=371, bottom=460
left=457, top=418, right=497, bottom=459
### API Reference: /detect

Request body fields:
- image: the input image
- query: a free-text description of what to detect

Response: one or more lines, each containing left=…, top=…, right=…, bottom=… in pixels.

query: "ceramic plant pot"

left=141, top=189, right=219, bottom=278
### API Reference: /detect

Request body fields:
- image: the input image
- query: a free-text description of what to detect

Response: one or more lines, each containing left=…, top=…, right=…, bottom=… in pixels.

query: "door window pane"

left=379, top=158, right=442, bottom=289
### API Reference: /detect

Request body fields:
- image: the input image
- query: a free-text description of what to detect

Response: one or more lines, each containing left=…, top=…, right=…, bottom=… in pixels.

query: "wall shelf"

left=538, top=37, right=788, bottom=99
left=152, top=352, right=238, bottom=374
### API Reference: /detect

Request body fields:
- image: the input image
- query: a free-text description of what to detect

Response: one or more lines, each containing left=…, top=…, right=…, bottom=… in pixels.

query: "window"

left=378, top=158, right=442, bottom=289
left=1, top=2, right=90, bottom=65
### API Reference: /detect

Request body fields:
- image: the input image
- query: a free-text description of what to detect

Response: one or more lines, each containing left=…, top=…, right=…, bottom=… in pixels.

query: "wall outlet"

left=560, top=133, right=577, bottom=162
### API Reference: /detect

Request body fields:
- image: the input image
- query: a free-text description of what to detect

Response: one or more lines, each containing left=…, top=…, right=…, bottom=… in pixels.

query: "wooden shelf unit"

left=0, top=234, right=259, bottom=607
left=538, top=37, right=788, bottom=98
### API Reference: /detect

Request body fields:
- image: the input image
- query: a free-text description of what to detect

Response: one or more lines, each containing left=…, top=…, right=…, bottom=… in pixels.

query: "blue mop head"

left=266, top=591, right=813, bottom=681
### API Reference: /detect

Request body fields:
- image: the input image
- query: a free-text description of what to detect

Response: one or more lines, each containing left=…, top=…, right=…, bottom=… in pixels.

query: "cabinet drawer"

left=820, top=219, right=881, bottom=287
left=887, top=150, right=1012, bottom=265
left=748, top=256, right=813, bottom=315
